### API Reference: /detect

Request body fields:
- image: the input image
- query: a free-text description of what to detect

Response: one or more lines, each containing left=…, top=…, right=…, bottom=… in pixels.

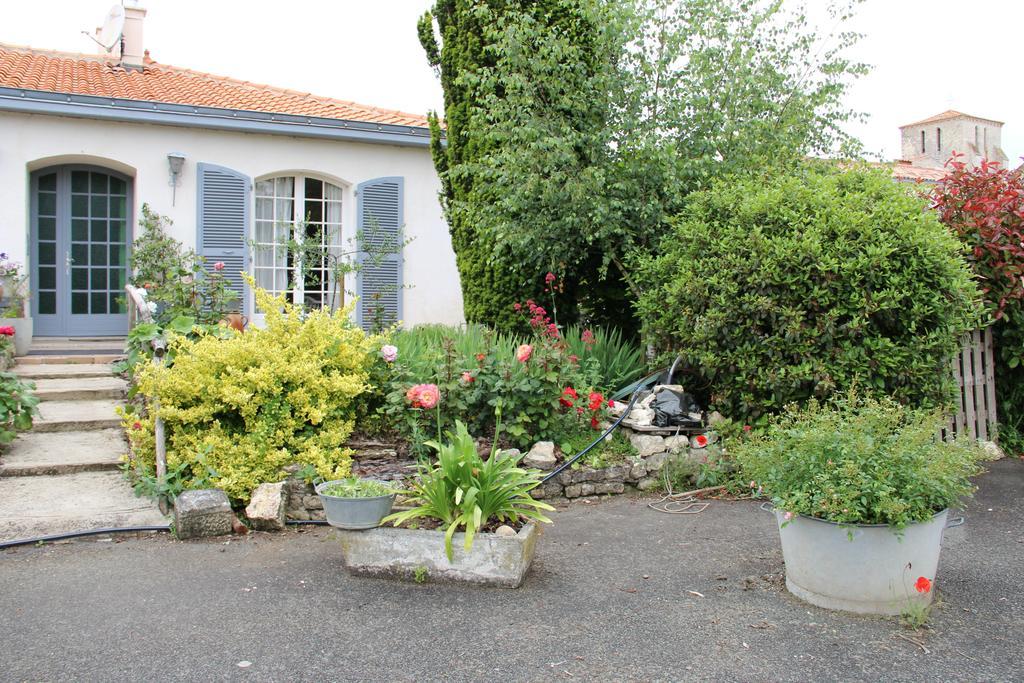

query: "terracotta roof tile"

left=0, top=43, right=429, bottom=128
left=883, top=160, right=947, bottom=182
left=900, top=110, right=1004, bottom=128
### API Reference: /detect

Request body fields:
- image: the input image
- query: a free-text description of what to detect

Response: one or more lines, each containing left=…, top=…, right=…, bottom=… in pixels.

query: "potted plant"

left=734, top=392, right=984, bottom=616
left=0, top=255, right=31, bottom=357
left=315, top=477, right=397, bottom=530
left=335, top=416, right=554, bottom=587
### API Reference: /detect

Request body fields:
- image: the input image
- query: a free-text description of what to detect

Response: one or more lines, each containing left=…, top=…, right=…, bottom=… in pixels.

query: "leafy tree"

left=419, top=0, right=604, bottom=329
left=442, top=0, right=868, bottom=332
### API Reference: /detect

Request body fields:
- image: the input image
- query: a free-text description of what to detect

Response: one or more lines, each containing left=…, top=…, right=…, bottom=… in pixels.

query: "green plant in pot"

left=734, top=392, right=985, bottom=616
left=315, top=477, right=398, bottom=530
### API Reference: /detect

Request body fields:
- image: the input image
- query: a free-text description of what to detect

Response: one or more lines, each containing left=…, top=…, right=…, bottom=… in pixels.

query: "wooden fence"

left=948, top=328, right=997, bottom=441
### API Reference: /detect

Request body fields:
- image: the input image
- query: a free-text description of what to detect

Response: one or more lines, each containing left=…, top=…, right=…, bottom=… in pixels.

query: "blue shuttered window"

left=197, top=163, right=250, bottom=314
left=356, top=176, right=404, bottom=331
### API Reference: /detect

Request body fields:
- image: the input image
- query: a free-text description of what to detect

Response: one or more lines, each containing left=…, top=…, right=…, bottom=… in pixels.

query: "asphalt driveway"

left=1, top=459, right=1021, bottom=682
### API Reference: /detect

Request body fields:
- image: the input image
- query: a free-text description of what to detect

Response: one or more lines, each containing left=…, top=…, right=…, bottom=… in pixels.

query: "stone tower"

left=899, top=111, right=1008, bottom=170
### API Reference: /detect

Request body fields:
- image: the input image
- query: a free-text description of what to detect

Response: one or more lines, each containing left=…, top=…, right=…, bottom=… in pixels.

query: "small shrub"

left=127, top=282, right=376, bottom=502
left=733, top=392, right=985, bottom=528
left=635, top=166, right=981, bottom=422
left=0, top=371, right=38, bottom=444
left=130, top=204, right=238, bottom=324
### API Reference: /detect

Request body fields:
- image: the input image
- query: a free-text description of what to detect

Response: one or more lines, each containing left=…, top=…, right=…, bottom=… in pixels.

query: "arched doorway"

left=30, top=166, right=132, bottom=336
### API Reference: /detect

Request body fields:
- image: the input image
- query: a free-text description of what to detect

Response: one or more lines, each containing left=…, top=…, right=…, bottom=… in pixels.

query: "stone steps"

left=31, top=376, right=127, bottom=402
left=16, top=354, right=122, bottom=365
left=0, top=354, right=167, bottom=543
left=0, top=429, right=126, bottom=477
left=33, top=399, right=124, bottom=433
left=0, top=471, right=166, bottom=541
left=13, top=363, right=117, bottom=380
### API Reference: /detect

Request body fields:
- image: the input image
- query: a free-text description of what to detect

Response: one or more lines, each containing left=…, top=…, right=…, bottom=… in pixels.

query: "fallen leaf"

left=687, top=590, right=705, bottom=598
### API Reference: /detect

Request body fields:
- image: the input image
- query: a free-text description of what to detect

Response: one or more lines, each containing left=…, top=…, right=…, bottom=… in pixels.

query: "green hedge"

left=635, top=166, right=981, bottom=422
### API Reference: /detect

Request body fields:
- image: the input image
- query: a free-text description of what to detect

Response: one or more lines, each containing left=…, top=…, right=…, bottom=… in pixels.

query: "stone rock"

left=310, top=509, right=326, bottom=521
left=231, top=517, right=249, bottom=535
left=630, top=433, right=667, bottom=457
left=531, top=487, right=547, bottom=500
left=579, top=483, right=596, bottom=497
left=625, top=407, right=655, bottom=427
left=288, top=508, right=311, bottom=521
left=645, top=451, right=672, bottom=472
left=282, top=463, right=302, bottom=475
left=665, top=435, right=689, bottom=453
left=639, top=392, right=657, bottom=409
left=564, top=484, right=582, bottom=498
left=495, top=525, right=517, bottom=537
left=524, top=442, right=557, bottom=470
left=595, top=482, right=625, bottom=495
left=628, top=462, right=647, bottom=482
left=302, top=494, right=324, bottom=511
left=174, top=489, right=233, bottom=539
left=981, top=440, right=1006, bottom=460
left=708, top=411, right=726, bottom=425
left=607, top=401, right=628, bottom=417
left=603, top=465, right=627, bottom=481
left=637, top=477, right=661, bottom=491
left=500, top=448, right=522, bottom=460
left=245, top=482, right=286, bottom=531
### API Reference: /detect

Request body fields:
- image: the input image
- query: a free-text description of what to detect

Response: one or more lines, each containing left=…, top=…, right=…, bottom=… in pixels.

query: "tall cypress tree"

left=418, top=1, right=608, bottom=330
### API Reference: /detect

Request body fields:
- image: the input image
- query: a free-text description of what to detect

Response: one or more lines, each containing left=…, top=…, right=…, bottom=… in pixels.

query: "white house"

left=0, top=5, right=463, bottom=338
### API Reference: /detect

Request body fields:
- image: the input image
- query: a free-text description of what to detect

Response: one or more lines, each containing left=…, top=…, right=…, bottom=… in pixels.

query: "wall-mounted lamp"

left=167, top=152, right=186, bottom=206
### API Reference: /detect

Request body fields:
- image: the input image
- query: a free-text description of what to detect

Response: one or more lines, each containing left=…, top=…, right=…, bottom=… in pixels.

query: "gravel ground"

left=0, top=459, right=1021, bottom=682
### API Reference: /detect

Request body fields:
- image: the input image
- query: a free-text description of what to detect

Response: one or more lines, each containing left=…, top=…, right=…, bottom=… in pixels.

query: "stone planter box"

left=335, top=522, right=539, bottom=588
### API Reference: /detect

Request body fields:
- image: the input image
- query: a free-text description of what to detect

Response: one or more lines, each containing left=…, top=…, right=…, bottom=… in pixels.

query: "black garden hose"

left=0, top=525, right=171, bottom=550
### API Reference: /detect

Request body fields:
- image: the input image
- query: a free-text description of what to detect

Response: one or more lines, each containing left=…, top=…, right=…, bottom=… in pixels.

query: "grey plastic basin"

left=315, top=480, right=396, bottom=530
left=775, top=509, right=949, bottom=615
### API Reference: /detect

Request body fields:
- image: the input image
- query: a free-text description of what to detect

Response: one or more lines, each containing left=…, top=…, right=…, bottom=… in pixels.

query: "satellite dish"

left=83, top=5, right=125, bottom=53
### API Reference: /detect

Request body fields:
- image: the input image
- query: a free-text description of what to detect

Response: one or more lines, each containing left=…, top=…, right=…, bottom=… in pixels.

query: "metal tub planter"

left=315, top=479, right=396, bottom=530
left=774, top=509, right=954, bottom=616
left=334, top=522, right=539, bottom=588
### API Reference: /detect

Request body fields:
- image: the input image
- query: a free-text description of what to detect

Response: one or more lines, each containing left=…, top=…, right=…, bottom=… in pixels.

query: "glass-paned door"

left=31, top=167, right=131, bottom=336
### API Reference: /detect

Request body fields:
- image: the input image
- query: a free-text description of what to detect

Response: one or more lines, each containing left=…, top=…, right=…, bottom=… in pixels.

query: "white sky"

left=2, top=0, right=1022, bottom=164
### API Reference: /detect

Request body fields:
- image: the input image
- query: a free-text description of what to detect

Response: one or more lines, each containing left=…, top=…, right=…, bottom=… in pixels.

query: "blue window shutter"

left=356, top=176, right=404, bottom=331
left=197, top=163, right=250, bottom=314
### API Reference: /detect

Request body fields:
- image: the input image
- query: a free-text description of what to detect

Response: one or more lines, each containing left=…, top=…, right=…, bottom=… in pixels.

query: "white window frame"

left=251, top=174, right=348, bottom=320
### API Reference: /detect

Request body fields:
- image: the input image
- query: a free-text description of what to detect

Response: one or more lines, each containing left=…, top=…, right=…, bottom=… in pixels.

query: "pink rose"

left=783, top=511, right=794, bottom=521
left=461, top=371, right=474, bottom=384
left=213, top=261, right=225, bottom=271
left=516, top=344, right=533, bottom=363
left=380, top=344, right=398, bottom=363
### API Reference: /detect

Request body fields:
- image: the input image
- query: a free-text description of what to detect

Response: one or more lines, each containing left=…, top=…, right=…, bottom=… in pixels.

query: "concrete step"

left=16, top=354, right=121, bottom=365
left=13, top=363, right=115, bottom=380
left=34, top=400, right=122, bottom=433
left=0, top=471, right=167, bottom=542
left=32, top=376, right=127, bottom=402
left=0, top=429, right=126, bottom=477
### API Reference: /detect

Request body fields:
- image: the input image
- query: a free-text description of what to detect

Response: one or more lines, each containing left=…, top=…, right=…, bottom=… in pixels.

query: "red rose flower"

left=545, top=272, right=556, bottom=284
left=588, top=391, right=604, bottom=411
left=475, top=353, right=486, bottom=364
left=0, top=326, right=14, bottom=336
left=914, top=576, right=932, bottom=594
left=694, top=434, right=708, bottom=448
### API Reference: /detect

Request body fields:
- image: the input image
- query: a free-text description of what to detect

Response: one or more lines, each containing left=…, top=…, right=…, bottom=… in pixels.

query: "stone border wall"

left=529, top=427, right=713, bottom=500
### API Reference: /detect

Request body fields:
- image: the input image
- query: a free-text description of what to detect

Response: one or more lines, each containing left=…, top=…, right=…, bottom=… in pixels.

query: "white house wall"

left=0, top=111, right=464, bottom=327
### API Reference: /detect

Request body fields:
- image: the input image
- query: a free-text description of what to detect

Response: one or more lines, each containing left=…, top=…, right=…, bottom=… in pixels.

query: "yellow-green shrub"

left=127, top=282, right=377, bottom=502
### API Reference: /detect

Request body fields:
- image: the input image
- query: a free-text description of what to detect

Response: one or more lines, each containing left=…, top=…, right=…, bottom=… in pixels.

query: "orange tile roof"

left=0, top=43, right=429, bottom=128
left=884, top=161, right=947, bottom=182
left=900, top=109, right=1004, bottom=128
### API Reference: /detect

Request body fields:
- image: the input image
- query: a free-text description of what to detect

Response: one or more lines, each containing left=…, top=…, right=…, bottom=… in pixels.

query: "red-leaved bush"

left=932, top=155, right=1024, bottom=318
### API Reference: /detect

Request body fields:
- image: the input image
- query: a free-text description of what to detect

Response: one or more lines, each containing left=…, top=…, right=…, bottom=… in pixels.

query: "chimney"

left=121, top=2, right=147, bottom=68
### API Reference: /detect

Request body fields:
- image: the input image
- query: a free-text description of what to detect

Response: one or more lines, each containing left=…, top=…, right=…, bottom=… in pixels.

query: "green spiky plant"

left=383, top=409, right=554, bottom=560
